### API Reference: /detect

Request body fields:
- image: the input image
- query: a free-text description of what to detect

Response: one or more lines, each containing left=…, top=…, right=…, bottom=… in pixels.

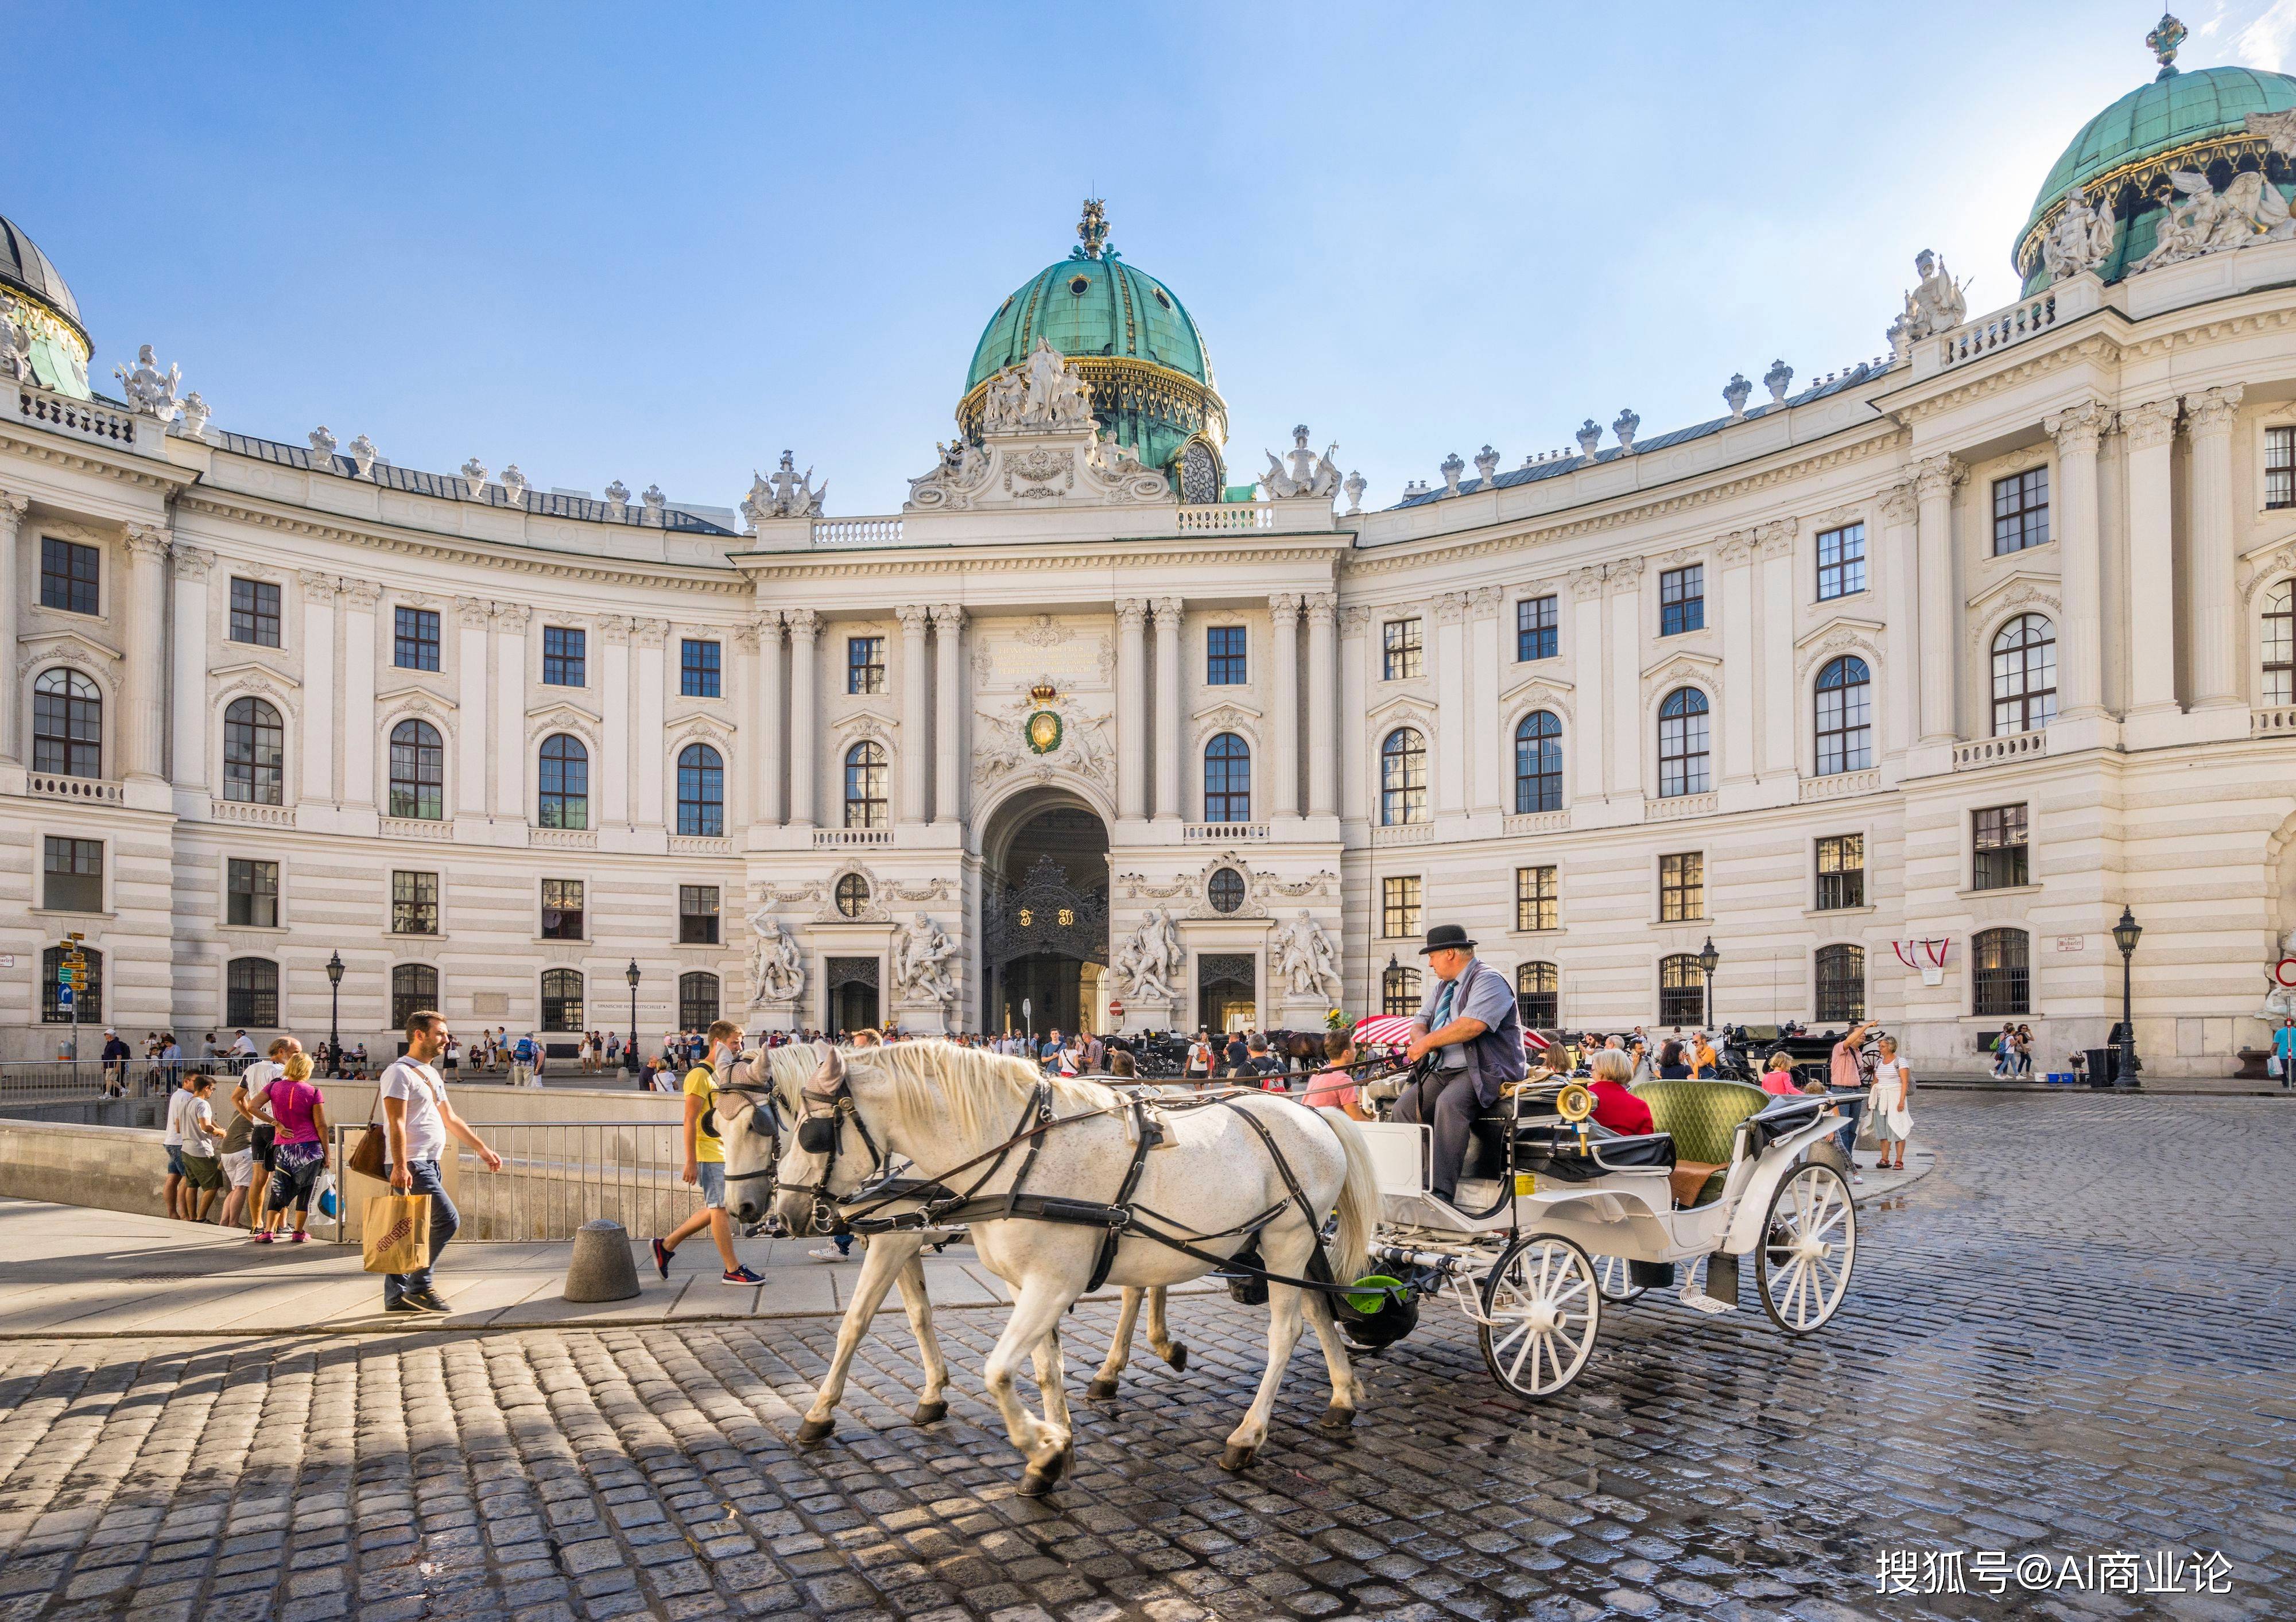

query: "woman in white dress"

left=1868, top=1034, right=1912, bottom=1171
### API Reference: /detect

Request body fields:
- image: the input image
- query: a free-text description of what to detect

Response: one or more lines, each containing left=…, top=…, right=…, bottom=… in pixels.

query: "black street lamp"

left=325, top=950, right=345, bottom=1073
left=2111, top=906, right=2143, bottom=1090
left=1384, top=952, right=1399, bottom=1017
left=1697, top=936, right=1721, bottom=1029
left=625, top=959, right=642, bottom=1082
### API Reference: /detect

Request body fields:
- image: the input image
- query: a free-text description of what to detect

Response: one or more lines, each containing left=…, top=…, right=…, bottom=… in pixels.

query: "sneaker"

left=401, top=1287, right=451, bottom=1313
left=383, top=1297, right=425, bottom=1314
left=651, top=1237, right=673, bottom=1279
left=290, top=1230, right=309, bottom=1243
left=720, top=1265, right=764, bottom=1286
left=1852, top=1172, right=1865, bottom=1184
left=252, top=1231, right=273, bottom=1244
left=808, top=1247, right=847, bottom=1263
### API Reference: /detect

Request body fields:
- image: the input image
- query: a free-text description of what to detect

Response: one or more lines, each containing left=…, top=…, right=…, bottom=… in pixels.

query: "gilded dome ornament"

left=1075, top=197, right=1109, bottom=260
left=2148, top=13, right=2187, bottom=79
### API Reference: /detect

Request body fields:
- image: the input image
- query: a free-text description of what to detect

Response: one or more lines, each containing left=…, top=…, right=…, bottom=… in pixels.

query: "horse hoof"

left=1318, top=1404, right=1355, bottom=1431
left=912, top=1400, right=948, bottom=1425
left=794, top=1416, right=835, bottom=1445
left=1217, top=1445, right=1257, bottom=1473
left=1085, top=1376, right=1120, bottom=1400
left=1019, top=1446, right=1071, bottom=1497
left=1163, top=1342, right=1189, bottom=1374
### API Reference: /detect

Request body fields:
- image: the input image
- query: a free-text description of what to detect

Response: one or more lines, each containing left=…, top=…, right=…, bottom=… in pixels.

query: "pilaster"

left=2121, top=398, right=2181, bottom=734
left=2186, top=386, right=2244, bottom=709
left=787, top=609, right=820, bottom=828
left=896, top=604, right=930, bottom=827
left=1115, top=599, right=1149, bottom=823
left=298, top=571, right=339, bottom=806
left=166, top=544, right=214, bottom=801
left=1151, top=597, right=1183, bottom=822
left=932, top=603, right=965, bottom=825
left=1304, top=592, right=1337, bottom=818
left=1269, top=592, right=1302, bottom=820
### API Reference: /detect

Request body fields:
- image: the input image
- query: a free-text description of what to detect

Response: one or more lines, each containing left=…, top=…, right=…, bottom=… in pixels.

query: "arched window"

left=844, top=741, right=887, bottom=829
left=1208, top=867, right=1246, bottom=914
left=677, top=743, right=724, bottom=837
left=1381, top=963, right=1422, bottom=1016
left=1380, top=728, right=1427, bottom=825
left=679, top=971, right=721, bottom=1030
left=538, top=733, right=589, bottom=829
left=1659, top=953, right=1705, bottom=1026
left=1813, top=656, right=1872, bottom=775
left=541, top=967, right=584, bottom=1031
left=40, top=944, right=101, bottom=1023
left=1204, top=732, right=1251, bottom=822
left=388, top=719, right=444, bottom=820
left=1516, top=961, right=1558, bottom=1027
left=1658, top=688, right=1710, bottom=797
left=32, top=668, right=101, bottom=778
left=1990, top=615, right=2056, bottom=736
left=2264, top=579, right=2293, bottom=705
left=1513, top=711, right=1562, bottom=813
left=226, top=957, right=279, bottom=1027
left=391, top=963, right=439, bottom=1031
left=222, top=697, right=285, bottom=805
left=1815, top=944, right=1865, bottom=1023
left=1972, top=928, right=2030, bottom=1016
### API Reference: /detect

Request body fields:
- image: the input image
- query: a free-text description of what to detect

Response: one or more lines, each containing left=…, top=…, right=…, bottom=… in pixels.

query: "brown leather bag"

left=346, top=1089, right=385, bottom=1180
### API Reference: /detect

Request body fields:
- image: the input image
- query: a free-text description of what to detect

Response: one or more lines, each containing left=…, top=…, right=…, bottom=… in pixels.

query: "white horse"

left=714, top=1049, right=1188, bottom=1446
left=764, top=1039, right=1379, bottom=1493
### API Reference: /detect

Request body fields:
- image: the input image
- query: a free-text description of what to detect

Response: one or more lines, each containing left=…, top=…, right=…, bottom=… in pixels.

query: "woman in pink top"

left=257, top=1053, right=331, bottom=1243
left=1299, top=1031, right=1371, bottom=1120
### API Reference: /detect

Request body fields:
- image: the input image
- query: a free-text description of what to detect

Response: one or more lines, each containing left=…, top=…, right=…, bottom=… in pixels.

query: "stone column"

left=1305, top=592, right=1337, bottom=817
left=0, top=491, right=24, bottom=765
left=2121, top=398, right=2181, bottom=716
left=897, top=604, right=930, bottom=825
left=932, top=603, right=965, bottom=824
left=635, top=620, right=668, bottom=828
left=121, top=524, right=171, bottom=781
left=1466, top=587, right=1503, bottom=813
left=1876, top=480, right=1918, bottom=756
left=1339, top=606, right=1369, bottom=823
left=754, top=612, right=784, bottom=826
left=599, top=616, right=631, bottom=826
left=1914, top=456, right=1963, bottom=741
left=1269, top=593, right=1301, bottom=820
left=340, top=583, right=379, bottom=806
left=298, top=572, right=339, bottom=805
left=1151, top=597, right=1183, bottom=821
left=1433, top=592, right=1467, bottom=816
left=493, top=604, right=530, bottom=820
left=1606, top=560, right=1643, bottom=795
left=788, top=609, right=820, bottom=827
left=455, top=599, right=492, bottom=818
left=2044, top=400, right=2112, bottom=719
left=1757, top=523, right=1797, bottom=776
left=2186, top=385, right=2244, bottom=708
left=1569, top=568, right=1606, bottom=801
left=1717, top=535, right=1756, bottom=782
left=1116, top=599, right=1149, bottom=821
left=166, top=545, right=214, bottom=791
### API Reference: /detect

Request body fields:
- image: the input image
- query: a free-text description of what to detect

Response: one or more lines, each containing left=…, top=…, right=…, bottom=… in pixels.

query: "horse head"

left=715, top=1047, right=789, bottom=1229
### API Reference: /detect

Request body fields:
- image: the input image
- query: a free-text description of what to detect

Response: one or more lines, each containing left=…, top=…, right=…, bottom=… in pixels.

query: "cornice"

left=0, top=424, right=197, bottom=495
left=1889, top=333, right=2119, bottom=425
left=731, top=533, right=1349, bottom=583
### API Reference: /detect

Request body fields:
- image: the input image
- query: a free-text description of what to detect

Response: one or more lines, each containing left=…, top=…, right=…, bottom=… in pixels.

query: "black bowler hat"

left=1417, top=924, right=1476, bottom=956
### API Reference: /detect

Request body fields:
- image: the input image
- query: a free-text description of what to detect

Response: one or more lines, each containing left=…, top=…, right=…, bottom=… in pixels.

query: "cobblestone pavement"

left=0, top=1095, right=2289, bottom=1622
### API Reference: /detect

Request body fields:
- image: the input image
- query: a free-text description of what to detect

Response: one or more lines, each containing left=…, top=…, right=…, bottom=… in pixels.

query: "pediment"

left=16, top=628, right=122, bottom=676
left=208, top=657, right=301, bottom=690
left=377, top=684, right=456, bottom=713
left=526, top=701, right=602, bottom=743
left=1498, top=669, right=1574, bottom=705
left=1363, top=689, right=1434, bottom=725
left=1964, top=568, right=2057, bottom=618
left=1639, top=648, right=1724, bottom=685
left=1793, top=614, right=1886, bottom=653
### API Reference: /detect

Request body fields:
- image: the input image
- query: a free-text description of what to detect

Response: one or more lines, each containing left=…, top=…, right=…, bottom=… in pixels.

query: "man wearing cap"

left=1397, top=925, right=1526, bottom=1205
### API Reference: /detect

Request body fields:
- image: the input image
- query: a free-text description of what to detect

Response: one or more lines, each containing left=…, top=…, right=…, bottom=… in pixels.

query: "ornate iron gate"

left=983, top=856, right=1109, bottom=967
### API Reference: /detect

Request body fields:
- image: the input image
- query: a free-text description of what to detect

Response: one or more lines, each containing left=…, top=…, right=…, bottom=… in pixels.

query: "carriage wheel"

left=1478, top=1235, right=1601, bottom=1399
left=1592, top=1254, right=1646, bottom=1303
left=1754, top=1161, right=1856, bottom=1334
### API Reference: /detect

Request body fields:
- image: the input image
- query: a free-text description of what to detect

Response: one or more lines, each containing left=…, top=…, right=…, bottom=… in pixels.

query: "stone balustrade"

left=1953, top=729, right=2048, bottom=770
left=2251, top=705, right=2296, bottom=736
left=209, top=798, right=296, bottom=826
left=14, top=385, right=145, bottom=452
left=1798, top=769, right=1880, bottom=802
left=813, top=827, right=893, bottom=847
left=1503, top=810, right=1570, bottom=836
left=532, top=826, right=598, bottom=849
left=1371, top=822, right=1433, bottom=845
left=1176, top=503, right=1271, bottom=534
left=380, top=815, right=454, bottom=841
left=1184, top=821, right=1269, bottom=841
left=28, top=773, right=123, bottom=805
left=812, top=518, right=904, bottom=547
left=1644, top=791, right=1718, bottom=822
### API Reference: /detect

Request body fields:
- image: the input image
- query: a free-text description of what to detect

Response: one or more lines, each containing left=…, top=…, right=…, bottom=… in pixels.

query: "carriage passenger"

left=1585, top=1049, right=1654, bottom=1135
left=1300, top=1030, right=1371, bottom=1120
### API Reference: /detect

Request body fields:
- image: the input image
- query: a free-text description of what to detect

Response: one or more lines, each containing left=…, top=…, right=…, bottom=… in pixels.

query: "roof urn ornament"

left=348, top=433, right=377, bottom=478
left=177, top=392, right=211, bottom=441
left=114, top=344, right=183, bottom=420
left=1342, top=469, right=1366, bottom=515
left=2148, top=12, right=2186, bottom=79
left=308, top=426, right=338, bottom=467
left=604, top=479, right=630, bottom=520
left=460, top=457, right=489, bottom=498
left=641, top=483, right=668, bottom=525
left=1575, top=420, right=1603, bottom=461
left=1074, top=197, right=1110, bottom=260
left=1612, top=409, right=1640, bottom=455
left=1473, top=445, right=1500, bottom=486
left=499, top=464, right=528, bottom=504
left=1723, top=372, right=1752, bottom=421
left=1763, top=359, right=1794, bottom=405
left=1439, top=452, right=1465, bottom=496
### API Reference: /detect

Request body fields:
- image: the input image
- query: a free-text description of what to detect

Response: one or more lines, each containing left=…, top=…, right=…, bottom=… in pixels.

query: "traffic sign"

left=56, top=987, right=73, bottom=1008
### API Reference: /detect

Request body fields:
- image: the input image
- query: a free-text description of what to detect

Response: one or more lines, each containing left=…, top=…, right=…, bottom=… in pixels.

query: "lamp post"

left=625, top=960, right=641, bottom=1082
left=1697, top=936, right=1720, bottom=1029
left=2111, top=906, right=2142, bottom=1090
left=1384, top=952, right=1399, bottom=1018
left=325, top=950, right=344, bottom=1073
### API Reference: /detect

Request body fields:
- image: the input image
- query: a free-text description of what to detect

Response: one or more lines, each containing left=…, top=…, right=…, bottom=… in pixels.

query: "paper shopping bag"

left=362, top=1194, right=431, bottom=1274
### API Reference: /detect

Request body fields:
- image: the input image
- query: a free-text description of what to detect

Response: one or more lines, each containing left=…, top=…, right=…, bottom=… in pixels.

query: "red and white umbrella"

left=1351, top=1015, right=1416, bottom=1047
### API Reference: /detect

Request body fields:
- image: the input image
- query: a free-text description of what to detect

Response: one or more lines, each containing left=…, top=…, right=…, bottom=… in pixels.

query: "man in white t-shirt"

left=161, top=1071, right=200, bottom=1219
left=379, top=1009, right=502, bottom=1314
left=234, top=1037, right=293, bottom=1223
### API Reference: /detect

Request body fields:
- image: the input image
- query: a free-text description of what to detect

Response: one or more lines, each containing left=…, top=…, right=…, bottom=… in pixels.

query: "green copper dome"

left=965, top=250, right=1213, bottom=394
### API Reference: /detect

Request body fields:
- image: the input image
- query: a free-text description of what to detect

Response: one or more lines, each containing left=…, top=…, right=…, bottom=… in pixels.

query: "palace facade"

left=6, top=27, right=2296, bottom=1076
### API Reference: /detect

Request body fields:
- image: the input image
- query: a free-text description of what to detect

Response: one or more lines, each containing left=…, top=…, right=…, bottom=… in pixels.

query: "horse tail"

left=1316, top=1108, right=1377, bottom=1287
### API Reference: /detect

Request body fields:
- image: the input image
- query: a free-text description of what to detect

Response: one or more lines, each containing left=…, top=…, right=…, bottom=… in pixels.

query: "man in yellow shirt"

left=650, top=1019, right=763, bottom=1286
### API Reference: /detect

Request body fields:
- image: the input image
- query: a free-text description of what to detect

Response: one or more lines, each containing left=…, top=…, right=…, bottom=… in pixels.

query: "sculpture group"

left=747, top=909, right=807, bottom=1006
left=983, top=337, right=1096, bottom=434
left=892, top=914, right=961, bottom=1010
left=1273, top=910, right=1345, bottom=1008
left=743, top=450, right=827, bottom=525
left=1261, top=425, right=1341, bottom=500
left=1112, top=906, right=1185, bottom=1003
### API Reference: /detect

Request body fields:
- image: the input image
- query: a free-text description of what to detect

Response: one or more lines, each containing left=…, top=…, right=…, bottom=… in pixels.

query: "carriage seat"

left=1459, top=1105, right=1677, bottom=1184
left=1629, top=1078, right=1769, bottom=1207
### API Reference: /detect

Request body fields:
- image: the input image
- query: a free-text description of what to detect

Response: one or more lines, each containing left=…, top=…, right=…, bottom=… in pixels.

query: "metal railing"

left=0, top=1056, right=257, bottom=1104
left=329, top=1118, right=702, bottom=1242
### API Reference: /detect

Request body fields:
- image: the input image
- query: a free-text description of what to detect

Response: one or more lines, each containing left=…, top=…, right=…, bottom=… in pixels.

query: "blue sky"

left=17, top=2, right=2296, bottom=517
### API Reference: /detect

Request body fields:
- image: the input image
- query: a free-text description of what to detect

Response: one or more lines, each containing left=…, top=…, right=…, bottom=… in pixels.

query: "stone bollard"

left=565, top=1219, right=643, bottom=1303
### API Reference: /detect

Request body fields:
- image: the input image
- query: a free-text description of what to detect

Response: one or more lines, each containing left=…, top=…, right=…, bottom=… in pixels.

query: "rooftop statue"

left=114, top=344, right=182, bottom=420
left=743, top=450, right=826, bottom=524
left=2041, top=187, right=2117, bottom=281
left=1261, top=424, right=1340, bottom=499
left=2136, top=168, right=2296, bottom=271
left=0, top=313, right=29, bottom=383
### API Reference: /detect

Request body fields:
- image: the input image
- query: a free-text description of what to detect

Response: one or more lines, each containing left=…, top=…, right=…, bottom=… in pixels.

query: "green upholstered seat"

left=1630, top=1079, right=1769, bottom=1205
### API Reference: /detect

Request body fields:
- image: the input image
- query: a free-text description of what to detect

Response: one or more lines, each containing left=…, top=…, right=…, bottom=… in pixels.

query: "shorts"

left=251, top=1124, right=277, bottom=1171
left=222, top=1148, right=255, bottom=1188
left=165, top=1144, right=187, bottom=1177
left=180, top=1154, right=225, bottom=1192
left=695, top=1162, right=726, bottom=1209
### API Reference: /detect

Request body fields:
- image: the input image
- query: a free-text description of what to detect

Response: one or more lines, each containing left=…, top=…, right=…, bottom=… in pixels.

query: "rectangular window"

left=1381, top=964, right=1422, bottom=1018
left=1973, top=804, right=2029, bottom=890
left=1515, top=866, right=1558, bottom=932
left=394, top=606, right=441, bottom=671
left=1382, top=618, right=1422, bottom=680
left=678, top=884, right=721, bottom=945
left=847, top=636, right=885, bottom=694
left=680, top=638, right=721, bottom=697
left=2270, top=426, right=2296, bottom=510
left=228, top=577, right=282, bottom=647
left=541, top=878, right=585, bottom=940
left=40, top=537, right=100, bottom=615
left=1515, top=595, right=1558, bottom=661
left=1816, top=523, right=1866, bottom=602
left=1814, top=834, right=1865, bottom=910
left=226, top=857, right=280, bottom=928
left=391, top=870, right=439, bottom=936
left=1382, top=875, right=1422, bottom=940
left=1659, top=565, right=1705, bottom=636
left=41, top=836, right=102, bottom=913
left=542, top=626, right=586, bottom=686
left=1206, top=625, right=1247, bottom=685
left=1659, top=851, right=1704, bottom=922
left=1516, top=964, right=1558, bottom=1028
left=1992, top=467, right=2050, bottom=556
left=226, top=959, right=278, bottom=1027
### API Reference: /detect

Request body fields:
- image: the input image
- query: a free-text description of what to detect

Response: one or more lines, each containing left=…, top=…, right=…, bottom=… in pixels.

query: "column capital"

left=1304, top=591, right=1337, bottom=625
left=1432, top=591, right=1466, bottom=624
left=2187, top=384, right=2245, bottom=433
left=1269, top=591, right=1302, bottom=621
left=1876, top=478, right=1918, bottom=526
left=895, top=603, right=932, bottom=633
left=172, top=543, right=216, bottom=582
left=1340, top=604, right=1372, bottom=634
left=341, top=579, right=382, bottom=609
left=733, top=619, right=761, bottom=653
left=297, top=569, right=339, bottom=600
left=1150, top=596, right=1185, bottom=627
left=1912, top=453, right=1964, bottom=500
left=785, top=607, right=820, bottom=639
left=1715, top=529, right=1754, bottom=565
left=929, top=602, right=965, bottom=630
left=0, top=487, right=27, bottom=534
left=634, top=617, right=669, bottom=649
left=1755, top=518, right=1796, bottom=559
left=2121, top=396, right=2181, bottom=451
left=1606, top=555, right=1645, bottom=585
left=1465, top=584, right=1502, bottom=614
left=2042, top=398, right=2114, bottom=456
left=1568, top=565, right=1606, bottom=602
left=122, top=522, right=171, bottom=560
left=494, top=602, right=532, bottom=633
left=749, top=609, right=784, bottom=643
left=1115, top=597, right=1149, bottom=630
left=456, top=595, right=493, bottom=628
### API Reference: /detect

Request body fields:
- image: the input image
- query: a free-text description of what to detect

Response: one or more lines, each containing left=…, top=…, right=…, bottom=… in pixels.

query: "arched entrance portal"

left=982, top=800, right=1110, bottom=1037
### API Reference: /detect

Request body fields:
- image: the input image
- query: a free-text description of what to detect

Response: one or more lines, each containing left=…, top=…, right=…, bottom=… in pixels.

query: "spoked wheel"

left=1592, top=1254, right=1646, bottom=1303
left=1755, top=1161, right=1856, bottom=1333
left=1478, top=1235, right=1601, bottom=1399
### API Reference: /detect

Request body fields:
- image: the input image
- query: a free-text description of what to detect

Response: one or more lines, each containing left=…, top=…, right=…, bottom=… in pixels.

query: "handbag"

left=347, top=1089, right=386, bottom=1181
left=2270, top=1053, right=2284, bottom=1078
left=361, top=1194, right=430, bottom=1274
left=314, top=1171, right=339, bottom=1220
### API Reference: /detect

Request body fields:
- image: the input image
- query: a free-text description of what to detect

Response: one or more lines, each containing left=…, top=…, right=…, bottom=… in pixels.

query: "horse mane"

left=746, top=1039, right=1117, bottom=1144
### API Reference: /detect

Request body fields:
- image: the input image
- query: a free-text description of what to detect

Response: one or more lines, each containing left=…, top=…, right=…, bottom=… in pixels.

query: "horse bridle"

left=715, top=1047, right=890, bottom=1234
